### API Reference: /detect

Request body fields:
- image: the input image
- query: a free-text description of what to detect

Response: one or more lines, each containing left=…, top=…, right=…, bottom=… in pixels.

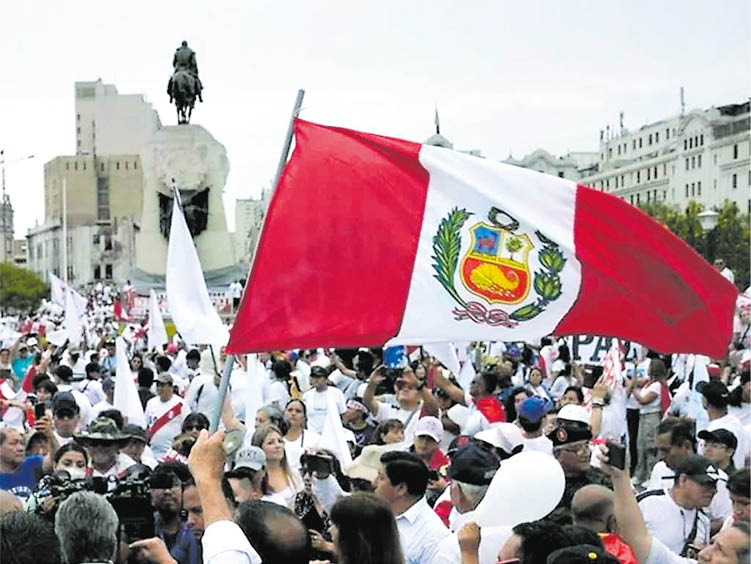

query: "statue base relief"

left=134, top=124, right=242, bottom=288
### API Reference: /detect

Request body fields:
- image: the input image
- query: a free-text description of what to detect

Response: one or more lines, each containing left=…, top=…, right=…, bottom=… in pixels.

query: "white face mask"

left=65, top=467, right=87, bottom=480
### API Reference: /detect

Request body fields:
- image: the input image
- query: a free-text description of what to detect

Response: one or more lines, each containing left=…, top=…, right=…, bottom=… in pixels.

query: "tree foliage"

left=639, top=200, right=750, bottom=290
left=0, top=264, right=48, bottom=314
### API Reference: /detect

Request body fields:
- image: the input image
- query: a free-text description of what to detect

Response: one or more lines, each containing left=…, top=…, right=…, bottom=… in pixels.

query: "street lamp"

left=697, top=208, right=719, bottom=262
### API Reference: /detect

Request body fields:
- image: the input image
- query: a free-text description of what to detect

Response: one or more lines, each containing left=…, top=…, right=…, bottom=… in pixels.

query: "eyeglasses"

left=555, top=442, right=590, bottom=456
left=185, top=425, right=206, bottom=431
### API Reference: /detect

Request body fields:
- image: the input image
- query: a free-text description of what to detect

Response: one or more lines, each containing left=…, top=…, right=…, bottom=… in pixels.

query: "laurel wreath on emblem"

left=431, top=207, right=566, bottom=324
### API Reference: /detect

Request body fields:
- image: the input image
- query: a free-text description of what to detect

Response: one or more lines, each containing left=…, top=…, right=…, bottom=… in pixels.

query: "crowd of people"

left=0, top=277, right=748, bottom=564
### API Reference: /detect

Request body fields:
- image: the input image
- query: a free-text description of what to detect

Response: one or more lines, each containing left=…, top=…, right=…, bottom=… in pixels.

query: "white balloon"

left=473, top=450, right=565, bottom=527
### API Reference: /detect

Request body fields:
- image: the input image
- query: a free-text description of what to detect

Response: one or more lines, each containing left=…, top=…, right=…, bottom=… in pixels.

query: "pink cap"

left=414, top=416, right=443, bottom=443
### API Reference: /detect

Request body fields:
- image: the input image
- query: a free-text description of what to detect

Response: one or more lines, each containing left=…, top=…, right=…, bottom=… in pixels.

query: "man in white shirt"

left=76, top=362, right=106, bottom=407
left=375, top=451, right=448, bottom=563
left=144, top=372, right=186, bottom=460
left=714, top=258, right=735, bottom=284
left=302, top=366, right=345, bottom=434
left=432, top=442, right=511, bottom=564
left=54, top=365, right=93, bottom=425
left=637, top=455, right=719, bottom=555
left=184, top=350, right=218, bottom=416
left=517, top=396, right=554, bottom=454
left=90, top=377, right=115, bottom=420
left=51, top=392, right=81, bottom=446
left=698, top=381, right=746, bottom=469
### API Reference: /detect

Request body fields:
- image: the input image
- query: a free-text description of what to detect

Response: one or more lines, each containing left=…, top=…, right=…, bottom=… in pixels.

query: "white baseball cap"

left=475, top=422, right=525, bottom=453
left=557, top=404, right=591, bottom=426
left=414, top=416, right=443, bottom=443
left=229, top=446, right=266, bottom=473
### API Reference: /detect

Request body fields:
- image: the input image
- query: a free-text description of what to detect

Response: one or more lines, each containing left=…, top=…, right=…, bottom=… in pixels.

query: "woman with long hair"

left=503, top=387, right=529, bottom=422
left=328, top=493, right=404, bottom=564
left=283, top=398, right=321, bottom=473
left=251, top=424, right=303, bottom=507
left=181, top=413, right=209, bottom=440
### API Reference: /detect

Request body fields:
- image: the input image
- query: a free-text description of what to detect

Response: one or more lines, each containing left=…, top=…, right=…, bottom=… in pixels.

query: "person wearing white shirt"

left=302, top=366, right=346, bottom=434
left=282, top=399, right=321, bottom=474
left=374, top=451, right=448, bottom=564
left=517, top=396, right=554, bottom=455
left=90, top=377, right=116, bottom=420
left=699, top=381, right=746, bottom=469
left=76, top=362, right=106, bottom=407
left=637, top=455, right=718, bottom=555
left=631, top=358, right=668, bottom=485
left=602, top=446, right=750, bottom=564
left=184, top=370, right=218, bottom=415
left=431, top=442, right=511, bottom=564
left=144, top=372, right=186, bottom=460
left=54, top=365, right=94, bottom=426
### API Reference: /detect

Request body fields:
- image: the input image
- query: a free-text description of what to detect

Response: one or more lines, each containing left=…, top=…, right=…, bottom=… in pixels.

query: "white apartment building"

left=75, top=80, right=161, bottom=156
left=580, top=101, right=750, bottom=212
left=504, top=149, right=599, bottom=181
left=234, top=189, right=270, bottom=264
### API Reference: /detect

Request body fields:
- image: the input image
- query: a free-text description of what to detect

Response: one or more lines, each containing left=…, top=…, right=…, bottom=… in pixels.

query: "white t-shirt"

left=461, top=390, right=498, bottom=438
left=184, top=373, right=218, bottom=416
left=645, top=460, right=732, bottom=522
left=284, top=429, right=321, bottom=473
left=76, top=379, right=106, bottom=407
left=640, top=381, right=663, bottom=415
left=637, top=488, right=710, bottom=554
left=303, top=387, right=346, bottom=435
left=144, top=396, right=186, bottom=459
left=523, top=434, right=554, bottom=455
left=267, top=380, right=290, bottom=410
left=704, top=413, right=746, bottom=469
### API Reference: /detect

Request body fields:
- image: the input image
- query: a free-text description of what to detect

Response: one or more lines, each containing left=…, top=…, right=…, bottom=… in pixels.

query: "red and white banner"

left=228, top=120, right=737, bottom=357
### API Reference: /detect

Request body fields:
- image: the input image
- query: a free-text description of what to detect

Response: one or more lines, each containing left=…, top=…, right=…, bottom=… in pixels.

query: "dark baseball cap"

left=52, top=391, right=80, bottom=416
left=448, top=442, right=500, bottom=485
left=698, top=428, right=738, bottom=451
left=547, top=545, right=620, bottom=564
left=697, top=380, right=730, bottom=407
left=674, top=455, right=724, bottom=485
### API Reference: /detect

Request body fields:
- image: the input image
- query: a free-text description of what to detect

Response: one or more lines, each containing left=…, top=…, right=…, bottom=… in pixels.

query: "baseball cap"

left=698, top=428, right=738, bottom=451
left=548, top=421, right=593, bottom=447
left=518, top=396, right=549, bottom=423
left=674, top=455, right=724, bottom=484
left=475, top=422, right=524, bottom=455
left=155, top=372, right=173, bottom=385
left=557, top=404, right=591, bottom=426
left=414, top=416, right=443, bottom=443
left=546, top=545, right=620, bottom=564
left=448, top=442, right=500, bottom=485
left=227, top=446, right=266, bottom=475
left=697, top=381, right=730, bottom=407
left=52, top=391, right=80, bottom=416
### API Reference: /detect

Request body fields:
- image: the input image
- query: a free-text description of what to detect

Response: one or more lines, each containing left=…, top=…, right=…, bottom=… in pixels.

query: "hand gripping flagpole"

left=208, top=89, right=305, bottom=433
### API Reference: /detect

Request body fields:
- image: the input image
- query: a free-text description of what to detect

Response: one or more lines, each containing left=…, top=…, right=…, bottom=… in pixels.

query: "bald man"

left=0, top=490, right=23, bottom=516
left=572, top=484, right=637, bottom=564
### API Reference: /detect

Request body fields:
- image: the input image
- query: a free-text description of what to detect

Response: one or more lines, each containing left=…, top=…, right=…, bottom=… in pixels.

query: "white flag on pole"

left=147, top=289, right=168, bottom=351
left=423, top=342, right=461, bottom=376
left=457, top=357, right=477, bottom=391
left=166, top=197, right=229, bottom=346
left=113, top=336, right=146, bottom=427
left=64, top=287, right=84, bottom=347
left=320, top=392, right=353, bottom=468
left=49, top=272, right=87, bottom=312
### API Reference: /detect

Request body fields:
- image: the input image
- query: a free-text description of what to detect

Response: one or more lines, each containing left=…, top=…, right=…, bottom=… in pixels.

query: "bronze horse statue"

left=168, top=69, right=199, bottom=124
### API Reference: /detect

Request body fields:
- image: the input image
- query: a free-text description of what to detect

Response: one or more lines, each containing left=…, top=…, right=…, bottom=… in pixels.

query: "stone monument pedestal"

left=134, top=124, right=240, bottom=287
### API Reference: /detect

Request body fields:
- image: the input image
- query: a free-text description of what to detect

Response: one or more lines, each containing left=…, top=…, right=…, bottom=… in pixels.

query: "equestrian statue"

left=167, top=41, right=204, bottom=124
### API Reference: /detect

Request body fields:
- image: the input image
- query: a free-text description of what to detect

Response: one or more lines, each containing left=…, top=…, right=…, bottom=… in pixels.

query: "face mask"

left=65, top=467, right=87, bottom=480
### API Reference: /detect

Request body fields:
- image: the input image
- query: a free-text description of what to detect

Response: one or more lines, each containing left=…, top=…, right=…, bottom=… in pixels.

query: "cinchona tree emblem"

left=431, top=206, right=566, bottom=327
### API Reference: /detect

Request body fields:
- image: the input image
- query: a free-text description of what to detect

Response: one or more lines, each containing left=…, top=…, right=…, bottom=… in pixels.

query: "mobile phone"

left=606, top=440, right=626, bottom=470
left=34, top=402, right=47, bottom=420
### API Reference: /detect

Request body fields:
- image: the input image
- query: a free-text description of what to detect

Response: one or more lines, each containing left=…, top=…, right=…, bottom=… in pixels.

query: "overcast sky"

left=2, top=0, right=749, bottom=237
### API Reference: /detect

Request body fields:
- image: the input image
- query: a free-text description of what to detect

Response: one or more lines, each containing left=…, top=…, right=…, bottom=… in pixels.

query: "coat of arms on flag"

left=433, top=206, right=566, bottom=327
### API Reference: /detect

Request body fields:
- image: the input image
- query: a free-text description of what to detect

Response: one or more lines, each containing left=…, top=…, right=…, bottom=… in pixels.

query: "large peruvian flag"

left=228, top=120, right=737, bottom=356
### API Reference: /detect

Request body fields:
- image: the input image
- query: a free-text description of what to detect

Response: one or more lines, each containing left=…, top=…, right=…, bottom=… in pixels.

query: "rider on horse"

left=168, top=40, right=203, bottom=103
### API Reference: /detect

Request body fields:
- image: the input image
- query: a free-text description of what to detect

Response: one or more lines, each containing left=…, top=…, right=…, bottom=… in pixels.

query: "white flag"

left=113, top=337, right=146, bottom=427
left=243, top=354, right=266, bottom=438
left=49, top=272, right=88, bottom=312
left=320, top=391, right=353, bottom=468
left=147, top=289, right=168, bottom=351
left=166, top=198, right=229, bottom=346
left=64, top=287, right=84, bottom=347
left=457, top=357, right=477, bottom=391
left=423, top=342, right=461, bottom=376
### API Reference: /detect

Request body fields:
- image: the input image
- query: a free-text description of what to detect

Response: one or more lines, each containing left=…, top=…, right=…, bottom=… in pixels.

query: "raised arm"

left=432, top=368, right=468, bottom=406
left=362, top=365, right=384, bottom=416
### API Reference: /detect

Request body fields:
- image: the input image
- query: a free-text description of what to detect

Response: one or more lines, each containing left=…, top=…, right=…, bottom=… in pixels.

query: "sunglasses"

left=185, top=425, right=207, bottom=431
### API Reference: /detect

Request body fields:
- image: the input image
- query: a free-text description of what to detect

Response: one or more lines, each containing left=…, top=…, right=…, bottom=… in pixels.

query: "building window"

left=558, top=171, right=564, bottom=178
left=637, top=171, right=641, bottom=183
left=697, top=181, right=701, bottom=196
left=116, top=161, right=120, bottom=170
left=654, top=166, right=658, bottom=178
left=653, top=189, right=657, bottom=201
left=697, top=154, right=701, bottom=168
left=104, top=234, right=113, bottom=251
left=606, top=179, right=610, bottom=189
left=97, top=177, right=110, bottom=221
left=94, top=265, right=101, bottom=280
left=647, top=168, right=651, bottom=181
left=630, top=195, right=634, bottom=204
left=134, top=161, right=138, bottom=170
left=636, top=193, right=641, bottom=204
left=691, top=156, right=695, bottom=169
left=685, top=158, right=689, bottom=171
left=663, top=190, right=667, bottom=200
left=648, top=134, right=653, bottom=145
left=66, top=162, right=69, bottom=171
left=689, top=138, right=693, bottom=149
left=617, top=145, right=621, bottom=155
left=666, top=128, right=670, bottom=140
left=105, top=264, right=113, bottom=280
left=101, top=162, right=105, bottom=172
left=639, top=138, right=642, bottom=148
left=67, top=266, right=74, bottom=280
left=125, top=161, right=129, bottom=170
left=76, top=113, right=80, bottom=122
left=663, top=164, right=667, bottom=176
left=621, top=175, right=625, bottom=187
left=82, top=162, right=86, bottom=171
left=93, top=234, right=100, bottom=245
left=655, top=132, right=659, bottom=143
left=700, top=134, right=703, bottom=145
left=714, top=154, right=718, bottom=165
left=684, top=139, right=687, bottom=150
left=695, top=136, right=699, bottom=147
left=633, top=140, right=637, bottom=150
left=686, top=184, right=689, bottom=197
left=732, top=173, right=737, bottom=189
left=77, top=127, right=81, bottom=134
left=647, top=191, right=651, bottom=203
left=733, top=144, right=738, bottom=159
left=714, top=179, right=717, bottom=190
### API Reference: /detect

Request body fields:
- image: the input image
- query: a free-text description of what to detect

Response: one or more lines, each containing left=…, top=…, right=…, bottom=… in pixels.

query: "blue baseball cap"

left=518, top=396, right=550, bottom=423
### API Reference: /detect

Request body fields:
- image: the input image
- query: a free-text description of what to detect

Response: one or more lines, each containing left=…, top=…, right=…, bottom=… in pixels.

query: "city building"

left=0, top=194, right=12, bottom=264
left=580, top=101, right=750, bottom=212
left=504, top=149, right=599, bottom=180
left=75, top=80, right=161, bottom=156
left=234, top=189, right=270, bottom=265
left=11, top=239, right=27, bottom=267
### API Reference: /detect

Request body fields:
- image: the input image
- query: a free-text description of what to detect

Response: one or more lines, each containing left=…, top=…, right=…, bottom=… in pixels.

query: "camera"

left=301, top=453, right=333, bottom=476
